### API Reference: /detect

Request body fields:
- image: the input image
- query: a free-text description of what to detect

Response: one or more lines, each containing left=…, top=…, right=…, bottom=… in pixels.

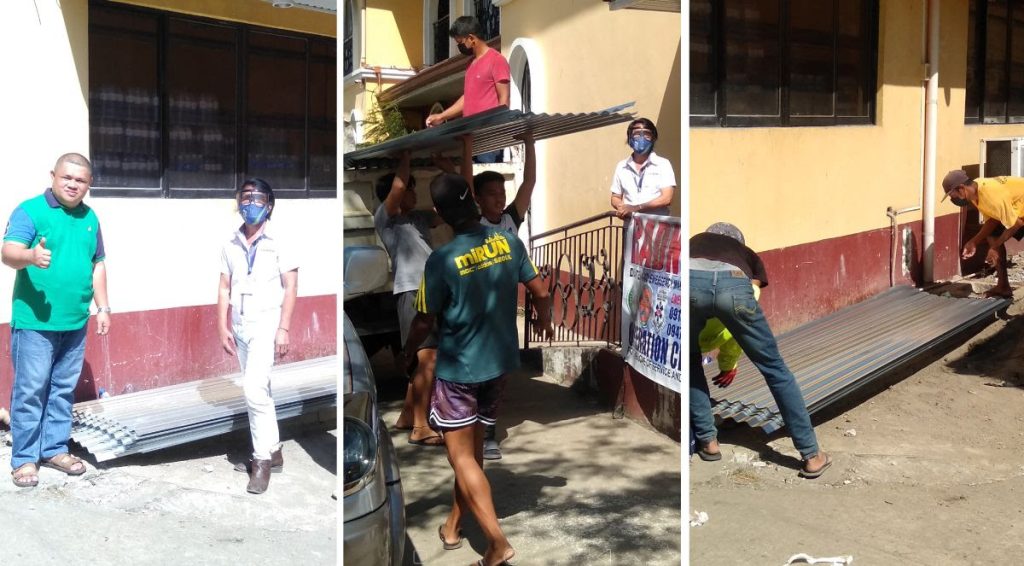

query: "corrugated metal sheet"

left=703, top=286, right=1009, bottom=434
left=260, top=0, right=336, bottom=13
left=608, top=0, right=682, bottom=12
left=72, top=356, right=337, bottom=462
left=344, top=103, right=635, bottom=170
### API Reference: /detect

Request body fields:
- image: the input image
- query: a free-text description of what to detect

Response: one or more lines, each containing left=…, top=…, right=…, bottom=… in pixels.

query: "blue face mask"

left=629, top=136, right=654, bottom=155
left=240, top=203, right=269, bottom=225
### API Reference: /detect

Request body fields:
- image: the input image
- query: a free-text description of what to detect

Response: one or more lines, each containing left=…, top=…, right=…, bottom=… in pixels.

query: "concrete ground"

left=0, top=414, right=337, bottom=565
left=374, top=354, right=682, bottom=566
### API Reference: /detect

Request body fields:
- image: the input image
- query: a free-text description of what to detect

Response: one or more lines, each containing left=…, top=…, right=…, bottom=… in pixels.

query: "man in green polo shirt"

left=403, top=173, right=553, bottom=566
left=2, top=153, right=110, bottom=488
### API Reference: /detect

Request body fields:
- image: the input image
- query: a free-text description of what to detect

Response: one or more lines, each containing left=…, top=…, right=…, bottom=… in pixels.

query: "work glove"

left=712, top=368, right=737, bottom=388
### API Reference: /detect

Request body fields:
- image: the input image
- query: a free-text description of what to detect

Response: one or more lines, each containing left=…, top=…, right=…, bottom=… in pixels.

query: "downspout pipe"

left=923, top=0, right=940, bottom=283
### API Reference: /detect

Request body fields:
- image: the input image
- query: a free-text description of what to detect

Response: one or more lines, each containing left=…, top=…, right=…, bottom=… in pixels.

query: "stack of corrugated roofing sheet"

left=608, top=0, right=681, bottom=12
left=71, top=356, right=337, bottom=462
left=703, top=286, right=1009, bottom=434
left=344, top=103, right=635, bottom=170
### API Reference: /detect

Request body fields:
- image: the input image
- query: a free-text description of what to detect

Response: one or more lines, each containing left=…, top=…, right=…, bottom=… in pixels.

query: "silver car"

left=343, top=246, right=406, bottom=565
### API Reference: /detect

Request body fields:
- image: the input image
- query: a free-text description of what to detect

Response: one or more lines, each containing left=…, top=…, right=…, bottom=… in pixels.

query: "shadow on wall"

left=657, top=41, right=682, bottom=217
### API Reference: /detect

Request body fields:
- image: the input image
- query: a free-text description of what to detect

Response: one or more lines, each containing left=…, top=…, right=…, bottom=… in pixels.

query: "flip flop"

left=697, top=446, right=722, bottom=461
left=438, top=524, right=463, bottom=550
left=472, top=549, right=516, bottom=566
left=409, top=427, right=444, bottom=446
left=41, top=453, right=86, bottom=476
left=798, top=454, right=832, bottom=479
left=11, top=463, right=38, bottom=488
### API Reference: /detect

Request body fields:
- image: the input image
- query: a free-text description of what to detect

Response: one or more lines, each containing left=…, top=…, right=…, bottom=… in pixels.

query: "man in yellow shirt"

left=943, top=169, right=1024, bottom=298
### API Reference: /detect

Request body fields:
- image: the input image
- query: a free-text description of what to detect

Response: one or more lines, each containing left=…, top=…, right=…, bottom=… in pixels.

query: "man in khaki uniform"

left=943, top=169, right=1024, bottom=298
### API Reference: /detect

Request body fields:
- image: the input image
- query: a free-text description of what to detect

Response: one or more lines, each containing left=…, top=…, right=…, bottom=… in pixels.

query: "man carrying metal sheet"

left=404, top=172, right=553, bottom=566
left=217, top=178, right=299, bottom=494
left=425, top=15, right=511, bottom=164
left=459, top=130, right=537, bottom=460
left=689, top=223, right=832, bottom=479
left=3, top=153, right=111, bottom=488
left=943, top=169, right=1024, bottom=298
left=374, top=151, right=446, bottom=446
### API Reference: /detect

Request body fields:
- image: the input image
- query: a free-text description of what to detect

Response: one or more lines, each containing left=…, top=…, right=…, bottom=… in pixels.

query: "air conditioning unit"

left=979, top=137, right=1024, bottom=177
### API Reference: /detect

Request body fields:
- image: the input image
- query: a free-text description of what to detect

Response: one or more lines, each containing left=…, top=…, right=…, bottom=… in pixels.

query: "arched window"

left=520, top=59, right=532, bottom=113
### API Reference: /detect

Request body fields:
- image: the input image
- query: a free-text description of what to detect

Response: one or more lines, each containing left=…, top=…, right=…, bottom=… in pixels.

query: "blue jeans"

left=10, top=326, right=88, bottom=468
left=689, top=270, right=819, bottom=459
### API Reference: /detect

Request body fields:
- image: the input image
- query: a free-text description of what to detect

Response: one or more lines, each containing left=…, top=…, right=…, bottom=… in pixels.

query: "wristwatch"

left=96, top=306, right=112, bottom=314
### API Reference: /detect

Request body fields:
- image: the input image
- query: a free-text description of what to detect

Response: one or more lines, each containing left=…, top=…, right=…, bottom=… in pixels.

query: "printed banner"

left=621, top=213, right=682, bottom=393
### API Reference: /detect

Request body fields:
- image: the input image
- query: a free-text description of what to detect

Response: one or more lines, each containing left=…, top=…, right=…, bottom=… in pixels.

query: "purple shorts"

left=429, top=375, right=507, bottom=430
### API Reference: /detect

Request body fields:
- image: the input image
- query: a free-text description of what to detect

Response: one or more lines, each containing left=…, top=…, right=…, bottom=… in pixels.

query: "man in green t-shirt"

left=3, top=153, right=111, bottom=488
left=403, top=173, right=552, bottom=566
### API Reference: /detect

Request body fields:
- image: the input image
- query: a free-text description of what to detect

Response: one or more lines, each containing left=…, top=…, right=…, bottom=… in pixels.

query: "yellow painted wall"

left=691, top=0, right=923, bottom=249
left=501, top=0, right=681, bottom=231
left=690, top=0, right=1024, bottom=252
left=111, top=0, right=335, bottom=36
left=365, top=1, right=423, bottom=68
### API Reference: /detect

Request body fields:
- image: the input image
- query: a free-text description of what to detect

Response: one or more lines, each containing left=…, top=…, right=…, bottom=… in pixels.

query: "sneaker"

left=483, top=438, right=502, bottom=460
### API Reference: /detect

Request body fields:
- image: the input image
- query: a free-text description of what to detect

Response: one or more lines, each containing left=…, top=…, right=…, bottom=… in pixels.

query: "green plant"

left=360, top=100, right=409, bottom=146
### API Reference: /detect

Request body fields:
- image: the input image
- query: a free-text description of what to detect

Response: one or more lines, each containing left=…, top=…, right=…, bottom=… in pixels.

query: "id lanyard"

left=240, top=234, right=265, bottom=316
left=632, top=161, right=649, bottom=195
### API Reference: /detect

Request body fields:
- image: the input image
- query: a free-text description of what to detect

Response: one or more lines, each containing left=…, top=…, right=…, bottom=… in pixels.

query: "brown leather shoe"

left=234, top=448, right=283, bottom=474
left=246, top=458, right=272, bottom=494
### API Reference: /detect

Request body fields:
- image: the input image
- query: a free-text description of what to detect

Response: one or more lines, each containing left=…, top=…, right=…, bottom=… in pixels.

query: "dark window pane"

left=966, top=0, right=981, bottom=122
left=836, top=0, right=870, bottom=117
left=247, top=41, right=307, bottom=191
left=90, top=5, right=158, bottom=33
left=1009, top=2, right=1024, bottom=121
left=788, top=0, right=835, bottom=117
left=434, top=1, right=450, bottom=64
left=984, top=0, right=1008, bottom=123
left=691, top=0, right=717, bottom=117
left=723, top=0, right=781, bottom=118
left=89, top=9, right=160, bottom=189
left=88, top=4, right=335, bottom=197
left=474, top=0, right=500, bottom=40
left=521, top=59, right=532, bottom=113
left=166, top=19, right=237, bottom=190
left=343, top=0, right=354, bottom=75
left=310, top=43, right=336, bottom=191
left=249, top=30, right=306, bottom=53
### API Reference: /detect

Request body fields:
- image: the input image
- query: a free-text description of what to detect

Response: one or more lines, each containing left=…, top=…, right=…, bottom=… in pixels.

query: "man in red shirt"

left=426, top=16, right=510, bottom=163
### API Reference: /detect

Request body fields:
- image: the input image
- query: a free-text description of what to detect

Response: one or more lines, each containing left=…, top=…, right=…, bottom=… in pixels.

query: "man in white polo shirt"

left=217, top=177, right=299, bottom=495
left=610, top=118, right=676, bottom=218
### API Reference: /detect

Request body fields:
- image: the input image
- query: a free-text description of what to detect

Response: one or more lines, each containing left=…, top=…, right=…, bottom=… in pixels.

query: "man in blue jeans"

left=689, top=222, right=831, bottom=479
left=3, top=153, right=111, bottom=488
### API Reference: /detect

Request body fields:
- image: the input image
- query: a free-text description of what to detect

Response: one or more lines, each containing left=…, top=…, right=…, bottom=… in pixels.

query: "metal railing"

left=525, top=212, right=624, bottom=348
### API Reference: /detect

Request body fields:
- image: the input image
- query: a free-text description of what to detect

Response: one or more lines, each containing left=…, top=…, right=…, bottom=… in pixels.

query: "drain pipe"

left=922, top=0, right=940, bottom=283
left=888, top=205, right=923, bottom=287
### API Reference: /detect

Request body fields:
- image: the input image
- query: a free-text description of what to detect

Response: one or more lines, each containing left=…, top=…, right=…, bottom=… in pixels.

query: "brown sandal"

left=12, top=462, right=39, bottom=488
left=41, top=453, right=86, bottom=476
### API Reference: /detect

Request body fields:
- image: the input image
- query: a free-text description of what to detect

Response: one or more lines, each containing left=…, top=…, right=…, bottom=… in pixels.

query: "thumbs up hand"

left=32, top=237, right=51, bottom=269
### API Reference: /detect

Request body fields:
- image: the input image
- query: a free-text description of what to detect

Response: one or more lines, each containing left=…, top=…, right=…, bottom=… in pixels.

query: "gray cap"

left=941, top=169, right=970, bottom=201
left=706, top=222, right=745, bottom=245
